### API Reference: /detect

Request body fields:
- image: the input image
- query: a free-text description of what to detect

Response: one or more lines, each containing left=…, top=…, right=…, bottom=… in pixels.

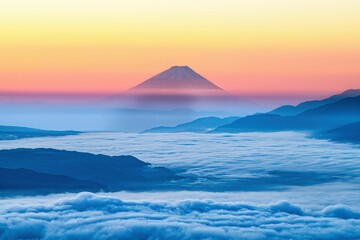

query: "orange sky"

left=0, top=0, right=359, bottom=95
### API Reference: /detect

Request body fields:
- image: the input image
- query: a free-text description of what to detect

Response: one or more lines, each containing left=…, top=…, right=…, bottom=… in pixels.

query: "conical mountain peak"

left=169, top=65, right=190, bottom=69
left=130, top=66, right=223, bottom=92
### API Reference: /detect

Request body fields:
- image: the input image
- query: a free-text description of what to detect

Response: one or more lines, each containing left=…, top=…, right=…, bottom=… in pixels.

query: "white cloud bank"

left=1, top=192, right=360, bottom=240
left=1, top=132, right=359, bottom=181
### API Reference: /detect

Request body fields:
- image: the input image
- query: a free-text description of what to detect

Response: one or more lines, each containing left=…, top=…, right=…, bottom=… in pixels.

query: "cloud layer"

left=1, top=132, right=359, bottom=192
left=1, top=132, right=359, bottom=180
left=0, top=132, right=359, bottom=239
left=1, top=192, right=360, bottom=240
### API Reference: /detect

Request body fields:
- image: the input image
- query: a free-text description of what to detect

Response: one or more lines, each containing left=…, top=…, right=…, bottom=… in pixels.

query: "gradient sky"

left=0, top=0, right=359, bottom=95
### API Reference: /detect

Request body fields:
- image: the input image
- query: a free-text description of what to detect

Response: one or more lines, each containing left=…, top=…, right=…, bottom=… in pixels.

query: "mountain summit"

left=129, top=66, right=223, bottom=93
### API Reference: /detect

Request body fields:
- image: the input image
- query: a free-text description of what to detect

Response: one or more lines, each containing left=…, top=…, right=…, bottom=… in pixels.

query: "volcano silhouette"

left=129, top=66, right=224, bottom=94
left=102, top=66, right=258, bottom=131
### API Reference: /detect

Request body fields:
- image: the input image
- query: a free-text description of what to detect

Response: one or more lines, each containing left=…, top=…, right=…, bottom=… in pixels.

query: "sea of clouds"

left=1, top=192, right=360, bottom=240
left=0, top=132, right=359, bottom=193
left=0, top=132, right=359, bottom=182
left=0, top=132, right=359, bottom=239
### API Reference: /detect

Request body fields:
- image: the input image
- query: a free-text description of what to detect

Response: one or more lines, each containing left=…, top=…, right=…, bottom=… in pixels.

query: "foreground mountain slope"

left=143, top=116, right=239, bottom=133
left=298, top=95, right=360, bottom=119
left=0, top=167, right=104, bottom=194
left=0, top=125, right=79, bottom=140
left=315, top=121, right=360, bottom=143
left=269, top=89, right=360, bottom=116
left=0, top=148, right=177, bottom=191
left=213, top=95, right=360, bottom=133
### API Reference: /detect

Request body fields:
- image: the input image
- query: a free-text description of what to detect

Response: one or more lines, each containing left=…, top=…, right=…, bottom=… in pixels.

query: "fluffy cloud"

left=1, top=192, right=360, bottom=240
left=0, top=132, right=359, bottom=239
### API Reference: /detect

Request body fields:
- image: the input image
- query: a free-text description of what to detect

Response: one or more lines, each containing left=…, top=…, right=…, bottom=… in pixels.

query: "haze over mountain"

left=100, top=66, right=262, bottom=131
left=105, top=65, right=231, bottom=107
left=0, top=125, right=79, bottom=140
left=143, top=116, right=239, bottom=133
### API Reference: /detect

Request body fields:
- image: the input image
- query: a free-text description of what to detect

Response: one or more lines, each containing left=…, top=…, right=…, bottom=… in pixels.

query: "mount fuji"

left=129, top=66, right=224, bottom=94
left=101, top=66, right=262, bottom=132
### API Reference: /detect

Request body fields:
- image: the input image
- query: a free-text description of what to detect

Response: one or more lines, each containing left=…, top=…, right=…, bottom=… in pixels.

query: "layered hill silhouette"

left=0, top=167, right=104, bottom=194
left=143, top=116, right=239, bottom=133
left=0, top=148, right=178, bottom=194
left=315, top=121, right=360, bottom=143
left=213, top=91, right=360, bottom=133
left=0, top=125, right=79, bottom=140
left=142, top=89, right=360, bottom=135
left=269, top=89, right=360, bottom=116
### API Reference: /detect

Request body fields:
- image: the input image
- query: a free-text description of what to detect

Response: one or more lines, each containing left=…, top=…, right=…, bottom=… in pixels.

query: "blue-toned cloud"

left=0, top=132, right=358, bottom=182
left=1, top=192, right=360, bottom=240
left=0, top=132, right=359, bottom=239
left=1, top=132, right=359, bottom=192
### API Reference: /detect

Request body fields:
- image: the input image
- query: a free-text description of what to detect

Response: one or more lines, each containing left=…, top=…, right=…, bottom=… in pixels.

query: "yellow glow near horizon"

left=0, top=0, right=359, bottom=93
left=1, top=0, right=360, bottom=48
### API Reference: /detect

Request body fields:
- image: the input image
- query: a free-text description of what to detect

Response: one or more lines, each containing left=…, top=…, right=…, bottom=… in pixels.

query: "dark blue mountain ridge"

left=0, top=125, right=80, bottom=140
left=269, top=89, right=360, bottom=116
left=0, top=148, right=178, bottom=191
left=142, top=116, right=240, bottom=133
left=0, top=167, right=104, bottom=195
left=213, top=95, right=360, bottom=133
left=314, top=121, right=360, bottom=144
left=299, top=95, right=360, bottom=118
left=212, top=114, right=302, bottom=132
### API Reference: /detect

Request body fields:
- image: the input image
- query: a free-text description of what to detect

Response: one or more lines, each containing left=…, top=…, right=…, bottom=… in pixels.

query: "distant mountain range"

left=269, top=89, right=360, bottom=116
left=144, top=89, right=360, bottom=136
left=0, top=125, right=79, bottom=140
left=214, top=95, right=360, bottom=133
left=0, top=148, right=178, bottom=195
left=2, top=88, right=359, bottom=144
left=143, top=116, right=239, bottom=133
left=148, top=89, right=360, bottom=143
